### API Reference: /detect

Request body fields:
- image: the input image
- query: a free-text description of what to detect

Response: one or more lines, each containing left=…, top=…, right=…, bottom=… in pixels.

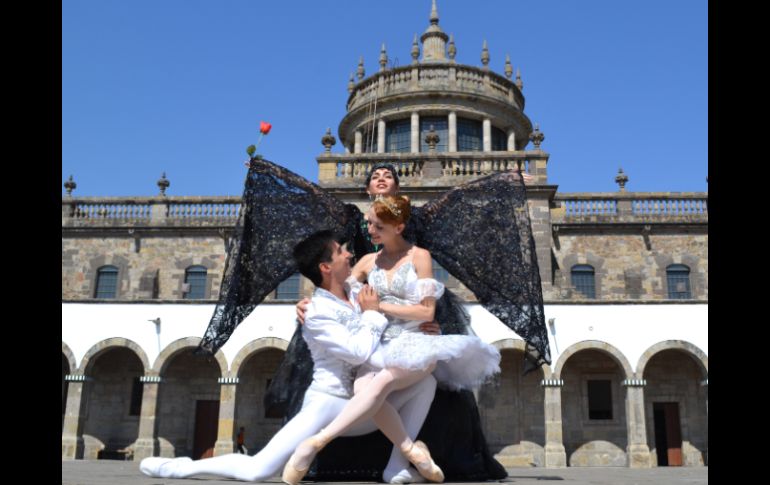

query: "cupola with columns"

left=318, top=0, right=549, bottom=189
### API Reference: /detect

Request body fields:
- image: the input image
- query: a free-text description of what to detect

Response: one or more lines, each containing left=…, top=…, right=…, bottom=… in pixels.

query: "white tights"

left=161, top=374, right=436, bottom=481
left=292, top=364, right=437, bottom=471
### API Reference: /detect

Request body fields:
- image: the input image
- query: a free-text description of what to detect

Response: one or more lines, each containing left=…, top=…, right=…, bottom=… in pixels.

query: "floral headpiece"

left=373, top=194, right=402, bottom=217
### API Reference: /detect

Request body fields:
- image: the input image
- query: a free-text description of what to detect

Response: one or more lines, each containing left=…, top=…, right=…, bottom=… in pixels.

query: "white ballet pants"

left=164, top=374, right=437, bottom=481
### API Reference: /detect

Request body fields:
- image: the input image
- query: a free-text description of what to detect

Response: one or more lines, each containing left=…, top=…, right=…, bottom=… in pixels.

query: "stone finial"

left=430, top=0, right=439, bottom=25
left=411, top=34, right=420, bottom=64
left=348, top=72, right=355, bottom=93
left=448, top=34, right=456, bottom=61
left=64, top=175, right=77, bottom=196
left=515, top=67, right=523, bottom=90
left=157, top=172, right=170, bottom=196
left=615, top=168, right=629, bottom=192
left=357, top=56, right=365, bottom=80
left=379, top=43, right=388, bottom=72
left=420, top=0, right=448, bottom=62
left=321, top=128, right=337, bottom=153
left=481, top=40, right=490, bottom=67
left=505, top=54, right=512, bottom=79
left=425, top=125, right=440, bottom=152
left=529, top=123, right=544, bottom=150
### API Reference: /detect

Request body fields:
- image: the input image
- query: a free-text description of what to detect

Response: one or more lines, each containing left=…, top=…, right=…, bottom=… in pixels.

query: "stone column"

left=701, top=378, right=708, bottom=465
left=62, top=375, right=90, bottom=459
left=133, top=376, right=162, bottom=460
left=618, top=198, right=633, bottom=217
left=62, top=201, right=75, bottom=226
left=542, top=379, right=567, bottom=467
left=448, top=111, right=457, bottom=152
left=528, top=152, right=549, bottom=184
left=214, top=377, right=239, bottom=456
left=354, top=131, right=363, bottom=154
left=483, top=118, right=492, bottom=152
left=377, top=119, right=386, bottom=153
left=623, top=379, right=652, bottom=468
left=507, top=128, right=516, bottom=151
left=411, top=112, right=420, bottom=153
left=150, top=199, right=168, bottom=224
left=317, top=157, right=339, bottom=183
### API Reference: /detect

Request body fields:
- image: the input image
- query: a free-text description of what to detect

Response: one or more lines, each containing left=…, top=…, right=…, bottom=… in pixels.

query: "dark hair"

left=365, top=163, right=400, bottom=189
left=293, top=230, right=341, bottom=287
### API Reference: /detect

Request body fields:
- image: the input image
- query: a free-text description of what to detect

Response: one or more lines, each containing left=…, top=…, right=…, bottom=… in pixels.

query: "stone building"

left=62, top=1, right=707, bottom=468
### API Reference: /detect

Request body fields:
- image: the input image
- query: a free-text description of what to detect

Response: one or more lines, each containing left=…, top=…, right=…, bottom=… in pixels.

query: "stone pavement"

left=62, top=460, right=708, bottom=485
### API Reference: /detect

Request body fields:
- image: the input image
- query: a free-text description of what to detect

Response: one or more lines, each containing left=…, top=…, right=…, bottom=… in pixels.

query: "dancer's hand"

left=296, top=298, right=310, bottom=324
left=419, top=321, right=441, bottom=335
left=358, top=284, right=381, bottom=313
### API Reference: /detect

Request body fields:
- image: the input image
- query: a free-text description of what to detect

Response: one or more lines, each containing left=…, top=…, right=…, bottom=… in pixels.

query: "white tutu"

left=352, top=259, right=501, bottom=391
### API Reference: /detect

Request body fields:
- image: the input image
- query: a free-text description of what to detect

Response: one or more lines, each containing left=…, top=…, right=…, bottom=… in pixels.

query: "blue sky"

left=62, top=0, right=707, bottom=197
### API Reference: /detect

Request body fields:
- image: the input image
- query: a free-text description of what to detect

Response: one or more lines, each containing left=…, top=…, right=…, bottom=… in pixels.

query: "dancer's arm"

left=350, top=252, right=375, bottom=282
left=303, top=298, right=388, bottom=365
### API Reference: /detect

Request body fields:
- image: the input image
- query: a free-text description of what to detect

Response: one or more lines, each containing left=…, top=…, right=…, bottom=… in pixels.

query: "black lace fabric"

left=197, top=158, right=360, bottom=355
left=414, top=170, right=551, bottom=372
left=197, top=158, right=550, bottom=480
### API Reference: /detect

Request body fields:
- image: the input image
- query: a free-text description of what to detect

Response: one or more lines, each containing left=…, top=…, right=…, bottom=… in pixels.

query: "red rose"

left=260, top=121, right=272, bottom=135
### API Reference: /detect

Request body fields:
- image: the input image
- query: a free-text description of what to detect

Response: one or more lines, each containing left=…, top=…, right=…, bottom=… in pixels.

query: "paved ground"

left=62, top=460, right=708, bottom=485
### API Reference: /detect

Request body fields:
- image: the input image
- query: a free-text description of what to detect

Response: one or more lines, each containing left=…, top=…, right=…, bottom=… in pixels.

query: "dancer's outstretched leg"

left=140, top=389, right=346, bottom=481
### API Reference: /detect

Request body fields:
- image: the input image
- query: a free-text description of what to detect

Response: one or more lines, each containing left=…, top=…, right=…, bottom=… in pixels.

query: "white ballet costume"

left=354, top=257, right=501, bottom=391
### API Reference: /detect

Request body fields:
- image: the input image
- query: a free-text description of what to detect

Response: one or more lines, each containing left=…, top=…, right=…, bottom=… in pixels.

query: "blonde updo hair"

left=372, top=195, right=411, bottom=226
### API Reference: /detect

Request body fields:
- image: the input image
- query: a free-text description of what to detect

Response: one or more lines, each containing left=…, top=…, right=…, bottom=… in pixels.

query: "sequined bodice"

left=368, top=261, right=417, bottom=301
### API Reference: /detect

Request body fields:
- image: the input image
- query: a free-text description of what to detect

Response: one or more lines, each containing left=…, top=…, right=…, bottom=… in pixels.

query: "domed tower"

left=317, top=0, right=550, bottom=192
left=317, top=1, right=556, bottom=297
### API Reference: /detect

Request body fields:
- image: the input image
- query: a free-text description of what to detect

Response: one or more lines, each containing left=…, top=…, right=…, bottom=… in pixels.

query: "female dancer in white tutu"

left=282, top=195, right=501, bottom=484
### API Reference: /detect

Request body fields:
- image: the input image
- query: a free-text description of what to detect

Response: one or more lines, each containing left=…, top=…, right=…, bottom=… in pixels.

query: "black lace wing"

left=196, top=157, right=361, bottom=355
left=412, top=171, right=552, bottom=373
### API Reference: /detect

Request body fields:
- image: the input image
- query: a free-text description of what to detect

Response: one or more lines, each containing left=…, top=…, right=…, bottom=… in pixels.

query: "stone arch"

left=230, top=337, right=289, bottom=378
left=77, top=338, right=151, bottom=374
left=62, top=342, right=77, bottom=374
left=152, top=337, right=228, bottom=376
left=636, top=340, right=708, bottom=378
left=553, top=340, right=634, bottom=380
left=490, top=338, right=553, bottom=379
left=482, top=338, right=548, bottom=466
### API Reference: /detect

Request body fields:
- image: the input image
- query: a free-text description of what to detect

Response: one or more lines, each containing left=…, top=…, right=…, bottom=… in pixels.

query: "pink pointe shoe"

left=281, top=432, right=331, bottom=485
left=401, top=440, right=444, bottom=483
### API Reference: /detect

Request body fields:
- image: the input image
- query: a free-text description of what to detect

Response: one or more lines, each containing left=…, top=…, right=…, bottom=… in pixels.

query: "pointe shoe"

left=281, top=432, right=330, bottom=485
left=401, top=441, right=444, bottom=483
left=139, top=456, right=192, bottom=478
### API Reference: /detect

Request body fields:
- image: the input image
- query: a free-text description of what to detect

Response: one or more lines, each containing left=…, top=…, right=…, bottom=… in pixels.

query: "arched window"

left=95, top=265, right=119, bottom=299
left=360, top=126, right=379, bottom=153
left=457, top=118, right=482, bottom=151
left=571, top=264, right=596, bottom=299
left=385, top=119, right=411, bottom=153
left=491, top=126, right=507, bottom=151
left=184, top=265, right=208, bottom=299
left=275, top=273, right=301, bottom=300
left=666, top=264, right=691, bottom=299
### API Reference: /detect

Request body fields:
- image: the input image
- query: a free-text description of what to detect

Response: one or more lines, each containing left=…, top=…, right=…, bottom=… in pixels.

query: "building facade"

left=62, top=1, right=707, bottom=468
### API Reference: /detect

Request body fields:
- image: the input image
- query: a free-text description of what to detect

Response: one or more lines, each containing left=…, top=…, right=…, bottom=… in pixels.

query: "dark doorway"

left=653, top=402, right=682, bottom=466
left=193, top=400, right=220, bottom=459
